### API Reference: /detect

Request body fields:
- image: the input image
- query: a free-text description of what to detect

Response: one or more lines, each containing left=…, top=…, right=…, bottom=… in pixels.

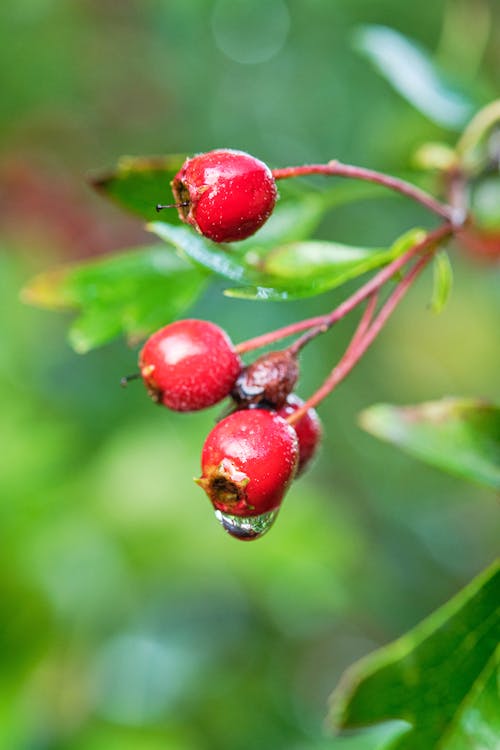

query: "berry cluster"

left=136, top=317, right=321, bottom=541
left=134, top=143, right=466, bottom=539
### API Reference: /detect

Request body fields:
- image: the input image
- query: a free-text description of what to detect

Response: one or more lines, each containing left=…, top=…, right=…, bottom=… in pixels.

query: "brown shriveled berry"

left=231, top=349, right=299, bottom=409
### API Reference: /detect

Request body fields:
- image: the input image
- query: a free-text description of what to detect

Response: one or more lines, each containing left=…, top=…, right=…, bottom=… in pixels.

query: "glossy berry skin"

left=171, top=149, right=277, bottom=243
left=277, top=394, right=322, bottom=476
left=197, top=409, right=299, bottom=516
left=139, top=319, right=241, bottom=411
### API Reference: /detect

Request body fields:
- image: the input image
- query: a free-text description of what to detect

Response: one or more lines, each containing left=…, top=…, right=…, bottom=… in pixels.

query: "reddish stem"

left=287, top=253, right=432, bottom=425
left=235, top=223, right=453, bottom=355
left=287, top=322, right=329, bottom=356
left=343, top=292, right=378, bottom=357
left=272, top=160, right=455, bottom=222
left=286, top=291, right=378, bottom=358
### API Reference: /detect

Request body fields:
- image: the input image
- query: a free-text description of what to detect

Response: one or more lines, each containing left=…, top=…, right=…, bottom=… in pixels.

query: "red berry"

left=277, top=394, right=322, bottom=476
left=139, top=319, right=241, bottom=411
left=171, top=149, right=277, bottom=243
left=197, top=409, right=299, bottom=516
left=456, top=225, right=500, bottom=264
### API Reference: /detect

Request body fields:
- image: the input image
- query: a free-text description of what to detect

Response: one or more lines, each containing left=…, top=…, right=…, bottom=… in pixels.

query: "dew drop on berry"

left=214, top=508, right=279, bottom=541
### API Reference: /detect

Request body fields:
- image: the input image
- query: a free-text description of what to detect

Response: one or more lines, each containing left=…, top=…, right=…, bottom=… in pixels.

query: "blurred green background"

left=0, top=1, right=499, bottom=749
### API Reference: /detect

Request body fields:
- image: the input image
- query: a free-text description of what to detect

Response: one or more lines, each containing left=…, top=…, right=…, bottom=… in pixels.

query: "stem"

left=235, top=223, right=453, bottom=355
left=272, top=160, right=455, bottom=222
left=287, top=253, right=432, bottom=425
left=120, top=372, right=141, bottom=387
left=286, top=292, right=378, bottom=358
left=343, top=292, right=378, bottom=357
left=287, top=322, right=329, bottom=356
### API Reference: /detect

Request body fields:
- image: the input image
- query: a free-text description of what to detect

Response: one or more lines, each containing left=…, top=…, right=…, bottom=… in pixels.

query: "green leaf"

left=262, top=241, right=388, bottom=278
left=227, top=241, right=395, bottom=300
left=90, top=155, right=186, bottom=222
left=359, top=398, right=500, bottom=490
left=353, top=25, right=478, bottom=129
left=329, top=561, right=500, bottom=750
left=150, top=223, right=252, bottom=284
left=225, top=227, right=426, bottom=301
left=150, top=222, right=399, bottom=301
left=431, top=250, right=453, bottom=313
left=22, top=245, right=207, bottom=352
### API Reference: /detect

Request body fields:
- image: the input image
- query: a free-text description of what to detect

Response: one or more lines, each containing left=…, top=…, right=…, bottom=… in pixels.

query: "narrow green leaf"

left=329, top=561, right=500, bottom=750
left=22, top=245, right=207, bottom=352
left=151, top=223, right=432, bottom=302
left=261, top=241, right=387, bottom=278
left=90, top=155, right=186, bottom=222
left=226, top=241, right=398, bottom=301
left=150, top=223, right=251, bottom=284
left=383, top=227, right=427, bottom=258
left=225, top=228, right=426, bottom=300
left=151, top=223, right=395, bottom=300
left=359, top=398, right=500, bottom=489
left=354, top=25, right=478, bottom=129
left=431, top=250, right=453, bottom=313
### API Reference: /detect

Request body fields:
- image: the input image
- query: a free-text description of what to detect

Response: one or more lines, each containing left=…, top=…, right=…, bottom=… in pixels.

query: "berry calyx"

left=139, top=319, right=241, bottom=411
left=231, top=349, right=299, bottom=408
left=277, top=394, right=322, bottom=476
left=197, top=409, right=299, bottom=516
left=169, top=149, right=278, bottom=243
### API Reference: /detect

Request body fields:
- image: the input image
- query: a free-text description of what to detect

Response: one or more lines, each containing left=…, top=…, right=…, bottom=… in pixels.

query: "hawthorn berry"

left=197, top=409, right=299, bottom=517
left=456, top=225, right=500, bottom=263
left=232, top=349, right=299, bottom=409
left=169, top=149, right=277, bottom=243
left=277, top=394, right=322, bottom=476
left=139, top=319, right=241, bottom=411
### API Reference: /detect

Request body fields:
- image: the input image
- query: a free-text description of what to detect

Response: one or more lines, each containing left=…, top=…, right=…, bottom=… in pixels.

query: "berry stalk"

left=286, top=251, right=433, bottom=426
left=235, top=223, right=453, bottom=355
left=272, top=160, right=456, bottom=222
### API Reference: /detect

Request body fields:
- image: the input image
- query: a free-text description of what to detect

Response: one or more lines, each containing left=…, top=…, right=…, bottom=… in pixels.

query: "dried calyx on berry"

left=197, top=409, right=299, bottom=525
left=139, top=319, right=241, bottom=412
left=166, top=149, right=278, bottom=243
left=231, top=349, right=299, bottom=409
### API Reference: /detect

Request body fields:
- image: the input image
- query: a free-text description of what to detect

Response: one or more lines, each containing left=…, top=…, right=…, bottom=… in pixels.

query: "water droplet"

left=214, top=508, right=279, bottom=541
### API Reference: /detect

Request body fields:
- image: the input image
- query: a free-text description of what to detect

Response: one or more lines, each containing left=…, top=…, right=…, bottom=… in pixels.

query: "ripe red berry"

left=170, top=149, right=278, bottom=243
left=139, top=319, right=241, bottom=411
left=197, top=409, right=299, bottom=517
left=277, top=394, right=322, bottom=476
